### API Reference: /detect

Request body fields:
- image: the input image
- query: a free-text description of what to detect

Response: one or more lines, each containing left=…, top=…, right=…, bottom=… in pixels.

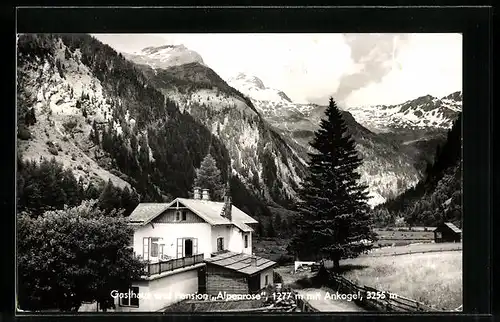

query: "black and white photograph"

left=16, top=32, right=463, bottom=313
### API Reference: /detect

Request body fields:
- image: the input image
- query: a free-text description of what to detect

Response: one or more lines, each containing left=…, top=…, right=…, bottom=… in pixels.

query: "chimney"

left=193, top=187, right=201, bottom=200
left=202, top=188, right=210, bottom=201
left=251, top=255, right=257, bottom=266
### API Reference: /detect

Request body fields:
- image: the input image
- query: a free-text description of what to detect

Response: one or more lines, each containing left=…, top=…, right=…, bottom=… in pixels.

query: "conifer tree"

left=120, top=186, right=140, bottom=216
left=193, top=153, right=224, bottom=201
left=267, top=219, right=276, bottom=238
left=98, top=179, right=122, bottom=214
left=288, top=98, right=375, bottom=270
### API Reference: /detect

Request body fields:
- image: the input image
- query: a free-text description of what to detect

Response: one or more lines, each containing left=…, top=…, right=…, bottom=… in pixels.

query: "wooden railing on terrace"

left=144, top=254, right=204, bottom=276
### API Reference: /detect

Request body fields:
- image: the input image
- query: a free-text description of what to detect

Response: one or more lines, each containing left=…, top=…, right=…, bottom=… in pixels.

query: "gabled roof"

left=127, top=202, right=174, bottom=226
left=204, top=251, right=277, bottom=276
left=434, top=222, right=462, bottom=233
left=128, top=198, right=257, bottom=232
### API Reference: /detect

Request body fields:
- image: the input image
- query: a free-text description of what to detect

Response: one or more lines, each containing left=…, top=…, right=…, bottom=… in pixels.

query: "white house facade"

left=113, top=187, right=260, bottom=312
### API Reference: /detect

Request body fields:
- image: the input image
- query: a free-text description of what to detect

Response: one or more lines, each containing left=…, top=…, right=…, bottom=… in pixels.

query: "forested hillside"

left=371, top=113, right=462, bottom=227
left=16, top=33, right=272, bottom=223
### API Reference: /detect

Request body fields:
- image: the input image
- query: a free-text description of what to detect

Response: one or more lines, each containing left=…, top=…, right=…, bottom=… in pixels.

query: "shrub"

left=47, top=146, right=58, bottom=156
left=17, top=127, right=31, bottom=140
left=62, top=119, right=78, bottom=133
left=273, top=271, right=283, bottom=284
left=276, top=254, right=294, bottom=266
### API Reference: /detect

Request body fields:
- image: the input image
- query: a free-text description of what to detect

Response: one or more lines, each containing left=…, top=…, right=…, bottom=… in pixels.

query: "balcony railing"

left=143, top=254, right=204, bottom=276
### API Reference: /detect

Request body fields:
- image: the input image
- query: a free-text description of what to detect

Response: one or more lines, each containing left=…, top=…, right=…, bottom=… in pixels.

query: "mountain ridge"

left=228, top=72, right=461, bottom=206
left=16, top=34, right=278, bottom=221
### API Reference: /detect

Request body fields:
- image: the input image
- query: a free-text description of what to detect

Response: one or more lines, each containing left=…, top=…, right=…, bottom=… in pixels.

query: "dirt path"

left=295, top=288, right=366, bottom=312
left=275, top=266, right=366, bottom=312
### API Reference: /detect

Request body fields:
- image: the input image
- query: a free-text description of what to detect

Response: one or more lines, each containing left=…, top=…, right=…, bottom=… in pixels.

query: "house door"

left=185, top=239, right=193, bottom=257
left=248, top=274, right=261, bottom=294
left=198, top=266, right=206, bottom=294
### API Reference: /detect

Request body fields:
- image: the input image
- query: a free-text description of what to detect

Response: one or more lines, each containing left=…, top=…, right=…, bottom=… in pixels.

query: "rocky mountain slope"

left=130, top=61, right=308, bottom=207
left=16, top=34, right=279, bottom=221
left=374, top=113, right=462, bottom=228
left=17, top=35, right=308, bottom=222
left=347, top=91, right=462, bottom=133
left=229, top=73, right=462, bottom=206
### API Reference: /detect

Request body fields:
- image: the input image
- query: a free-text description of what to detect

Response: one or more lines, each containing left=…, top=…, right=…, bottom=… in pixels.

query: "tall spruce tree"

left=193, top=153, right=224, bottom=201
left=288, top=98, right=376, bottom=270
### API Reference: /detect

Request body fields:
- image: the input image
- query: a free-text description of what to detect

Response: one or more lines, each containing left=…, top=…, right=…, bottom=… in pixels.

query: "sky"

left=93, top=33, right=462, bottom=107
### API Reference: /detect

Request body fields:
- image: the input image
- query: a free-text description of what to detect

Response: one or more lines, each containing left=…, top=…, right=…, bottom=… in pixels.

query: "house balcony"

left=143, top=253, right=204, bottom=277
left=210, top=249, right=230, bottom=257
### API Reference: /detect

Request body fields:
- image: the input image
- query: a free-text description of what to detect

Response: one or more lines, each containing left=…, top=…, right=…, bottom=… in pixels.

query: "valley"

left=17, top=33, right=462, bottom=232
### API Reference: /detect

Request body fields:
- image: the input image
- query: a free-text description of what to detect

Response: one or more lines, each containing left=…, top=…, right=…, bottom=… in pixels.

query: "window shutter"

left=143, top=237, right=149, bottom=261
left=193, top=238, right=198, bottom=255
left=177, top=238, right=183, bottom=258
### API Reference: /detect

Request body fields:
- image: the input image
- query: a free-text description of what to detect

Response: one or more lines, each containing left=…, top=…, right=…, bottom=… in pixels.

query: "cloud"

left=92, top=33, right=462, bottom=107
left=330, top=34, right=410, bottom=104
left=344, top=33, right=462, bottom=107
left=154, top=33, right=352, bottom=103
left=91, top=33, right=167, bottom=54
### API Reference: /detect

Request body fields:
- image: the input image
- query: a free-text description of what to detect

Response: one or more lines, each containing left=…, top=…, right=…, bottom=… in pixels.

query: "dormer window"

left=176, top=210, right=187, bottom=221
left=217, top=237, right=224, bottom=252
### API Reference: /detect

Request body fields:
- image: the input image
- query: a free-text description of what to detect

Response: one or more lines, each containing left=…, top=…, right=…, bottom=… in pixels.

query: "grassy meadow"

left=340, top=250, right=462, bottom=310
left=254, top=229, right=462, bottom=311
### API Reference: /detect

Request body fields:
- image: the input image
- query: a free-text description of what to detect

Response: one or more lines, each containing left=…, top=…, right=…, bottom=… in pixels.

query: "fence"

left=326, top=271, right=449, bottom=312
left=292, top=290, right=319, bottom=312
left=144, top=254, right=204, bottom=276
left=277, top=285, right=319, bottom=312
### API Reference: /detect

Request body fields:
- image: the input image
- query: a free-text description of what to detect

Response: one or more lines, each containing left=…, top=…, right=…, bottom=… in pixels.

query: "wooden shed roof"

left=205, top=252, right=277, bottom=276
left=435, top=222, right=462, bottom=234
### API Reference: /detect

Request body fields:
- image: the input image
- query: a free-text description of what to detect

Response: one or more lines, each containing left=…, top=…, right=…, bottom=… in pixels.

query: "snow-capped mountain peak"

left=123, top=44, right=205, bottom=69
left=230, top=72, right=266, bottom=90
left=228, top=72, right=292, bottom=103
left=348, top=91, right=462, bottom=132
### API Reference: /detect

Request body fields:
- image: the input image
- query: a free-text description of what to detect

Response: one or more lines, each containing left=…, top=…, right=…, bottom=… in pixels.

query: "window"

left=120, top=286, right=139, bottom=307
left=265, top=275, right=269, bottom=286
left=176, top=211, right=181, bottom=221
left=244, top=235, right=249, bottom=248
left=150, top=238, right=159, bottom=257
left=142, top=238, right=149, bottom=261
left=182, top=210, right=187, bottom=221
left=436, top=232, right=442, bottom=239
left=217, top=237, right=224, bottom=252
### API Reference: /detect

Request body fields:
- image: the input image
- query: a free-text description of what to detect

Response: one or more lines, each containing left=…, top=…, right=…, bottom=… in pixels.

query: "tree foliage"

left=16, top=33, right=280, bottom=229
left=17, top=156, right=139, bottom=217
left=373, top=113, right=462, bottom=228
left=193, top=153, right=224, bottom=201
left=288, top=98, right=376, bottom=269
left=17, top=200, right=144, bottom=311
